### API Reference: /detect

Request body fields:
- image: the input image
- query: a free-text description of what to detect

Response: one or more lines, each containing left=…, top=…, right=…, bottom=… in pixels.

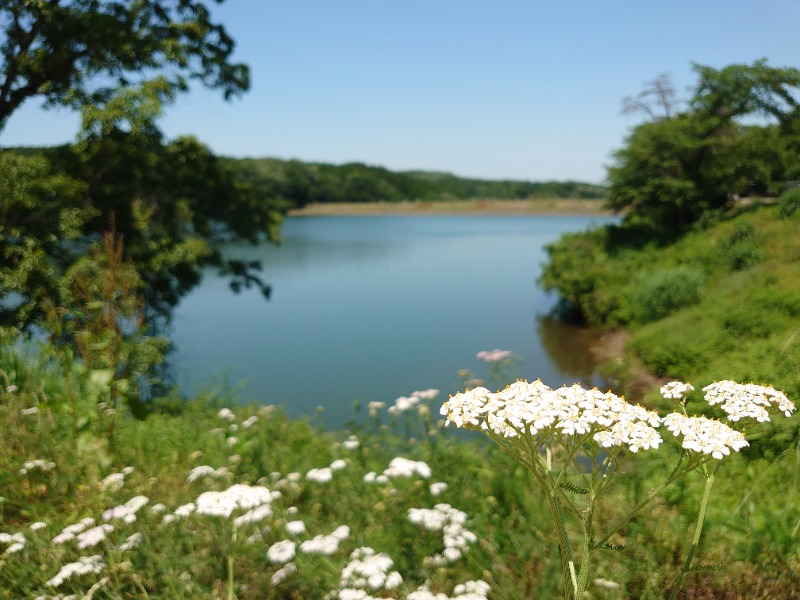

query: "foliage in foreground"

left=1, top=339, right=800, bottom=599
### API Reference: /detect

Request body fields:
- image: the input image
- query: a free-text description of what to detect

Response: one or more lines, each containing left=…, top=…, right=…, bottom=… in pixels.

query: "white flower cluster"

left=267, top=539, right=296, bottom=564
left=702, top=380, right=796, bottom=421
left=19, top=459, right=56, bottom=475
left=99, top=472, right=126, bottom=491
left=406, top=580, right=491, bottom=600
left=342, top=435, right=360, bottom=450
left=660, top=381, right=695, bottom=401
left=408, top=504, right=476, bottom=563
left=429, top=482, right=448, bottom=496
left=217, top=408, right=236, bottom=421
left=46, top=555, right=104, bottom=588
left=389, top=395, right=420, bottom=415
left=476, top=349, right=512, bottom=363
left=241, top=415, right=258, bottom=428
left=286, top=520, right=306, bottom=535
left=76, top=524, right=114, bottom=549
left=52, top=518, right=97, bottom=545
left=271, top=561, right=297, bottom=586
left=186, top=465, right=229, bottom=483
left=195, top=484, right=276, bottom=518
left=299, top=525, right=350, bottom=555
left=337, top=547, right=403, bottom=594
left=442, top=381, right=663, bottom=453
left=364, top=457, right=431, bottom=484
left=662, top=414, right=749, bottom=459
left=118, top=532, right=143, bottom=551
left=102, top=495, right=149, bottom=523
left=0, top=532, right=26, bottom=555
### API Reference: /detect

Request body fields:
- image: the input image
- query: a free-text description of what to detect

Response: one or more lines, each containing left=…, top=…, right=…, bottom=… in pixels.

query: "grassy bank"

left=1, top=336, right=799, bottom=598
left=289, top=198, right=610, bottom=217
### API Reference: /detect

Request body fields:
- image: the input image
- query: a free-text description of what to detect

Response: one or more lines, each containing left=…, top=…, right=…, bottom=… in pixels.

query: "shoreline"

left=288, top=198, right=612, bottom=217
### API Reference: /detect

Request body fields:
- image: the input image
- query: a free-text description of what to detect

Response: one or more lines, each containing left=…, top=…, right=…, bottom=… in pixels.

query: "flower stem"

left=669, top=471, right=715, bottom=600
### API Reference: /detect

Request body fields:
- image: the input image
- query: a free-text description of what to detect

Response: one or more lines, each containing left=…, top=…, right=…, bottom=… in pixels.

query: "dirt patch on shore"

left=589, top=329, right=669, bottom=401
left=290, top=199, right=612, bottom=217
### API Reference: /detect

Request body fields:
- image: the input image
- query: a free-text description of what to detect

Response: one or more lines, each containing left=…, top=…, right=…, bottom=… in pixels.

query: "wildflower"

left=476, top=349, right=512, bottom=362
left=306, top=467, right=334, bottom=483
left=195, top=484, right=274, bottom=518
left=286, top=520, right=306, bottom=535
left=413, top=389, right=440, bottom=400
left=173, top=503, right=196, bottom=518
left=5, top=384, right=18, bottom=393
left=389, top=395, right=420, bottom=414
left=118, top=532, right=143, bottom=551
left=20, top=407, right=40, bottom=415
left=150, top=503, right=166, bottom=514
left=4, top=541, right=24, bottom=554
left=340, top=547, right=402, bottom=591
left=241, top=415, right=258, bottom=428
left=270, top=561, right=297, bottom=585
left=234, top=504, right=273, bottom=527
left=218, top=408, right=236, bottom=421
left=660, top=381, right=695, bottom=401
left=703, top=380, right=796, bottom=421
left=187, top=465, right=218, bottom=482
left=76, top=524, right=114, bottom=549
left=343, top=435, right=360, bottom=450
left=226, top=436, right=238, bottom=447
left=52, top=518, right=96, bottom=544
left=663, top=413, right=749, bottom=459
left=367, top=401, right=385, bottom=416
left=330, top=459, right=347, bottom=471
left=19, top=459, right=56, bottom=475
left=46, top=555, right=104, bottom=587
left=300, top=526, right=348, bottom=555
left=267, top=540, right=296, bottom=564
left=121, top=466, right=135, bottom=476
left=103, top=495, right=149, bottom=522
left=383, top=457, right=431, bottom=479
left=430, top=482, right=448, bottom=496
left=100, top=473, right=125, bottom=491
left=30, top=522, right=47, bottom=531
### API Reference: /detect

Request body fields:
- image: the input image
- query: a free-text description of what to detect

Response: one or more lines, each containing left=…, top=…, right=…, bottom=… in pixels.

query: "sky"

left=2, top=1, right=799, bottom=184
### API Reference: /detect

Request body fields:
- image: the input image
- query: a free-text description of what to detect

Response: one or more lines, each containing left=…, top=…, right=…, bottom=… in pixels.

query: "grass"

left=2, top=337, right=800, bottom=599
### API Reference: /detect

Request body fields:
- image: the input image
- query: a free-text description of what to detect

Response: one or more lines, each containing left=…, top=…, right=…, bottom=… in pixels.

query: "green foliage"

left=630, top=266, right=705, bottom=323
left=779, top=186, right=800, bottom=217
left=222, top=157, right=607, bottom=209
left=609, top=60, right=800, bottom=227
left=717, top=221, right=763, bottom=271
left=0, top=0, right=248, bottom=133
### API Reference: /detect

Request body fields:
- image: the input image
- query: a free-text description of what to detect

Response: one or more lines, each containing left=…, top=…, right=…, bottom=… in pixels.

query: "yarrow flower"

left=441, top=380, right=663, bottom=453
left=702, top=380, right=796, bottom=421
left=46, top=555, right=104, bottom=587
left=408, top=504, right=476, bottom=564
left=267, top=540, right=296, bottom=564
left=662, top=413, right=749, bottom=459
left=338, top=547, right=403, bottom=592
left=660, top=381, right=695, bottom=401
left=476, top=349, right=512, bottom=363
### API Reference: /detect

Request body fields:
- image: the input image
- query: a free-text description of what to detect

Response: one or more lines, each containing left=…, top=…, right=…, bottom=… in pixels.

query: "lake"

left=171, top=214, right=617, bottom=428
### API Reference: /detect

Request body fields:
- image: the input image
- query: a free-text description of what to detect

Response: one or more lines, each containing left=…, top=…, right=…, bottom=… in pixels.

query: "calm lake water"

left=171, top=215, right=616, bottom=428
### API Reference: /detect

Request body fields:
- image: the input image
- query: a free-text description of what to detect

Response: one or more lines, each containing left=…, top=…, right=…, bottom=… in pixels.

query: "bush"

left=779, top=186, right=800, bottom=218
left=630, top=265, right=705, bottom=323
left=718, top=222, right=763, bottom=271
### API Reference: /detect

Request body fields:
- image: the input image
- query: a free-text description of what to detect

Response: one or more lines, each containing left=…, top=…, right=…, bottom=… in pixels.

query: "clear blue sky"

left=2, top=1, right=799, bottom=183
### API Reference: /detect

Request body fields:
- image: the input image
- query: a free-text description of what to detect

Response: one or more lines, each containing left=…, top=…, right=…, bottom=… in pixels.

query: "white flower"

left=330, top=459, right=347, bottom=471
left=382, top=457, right=431, bottom=479
left=20, top=407, right=40, bottom=415
left=100, top=472, right=125, bottom=491
left=270, top=561, right=297, bottom=586
left=476, top=349, right=512, bottom=362
left=52, top=518, right=95, bottom=544
left=30, top=522, right=47, bottom=531
left=20, top=459, right=56, bottom=475
left=46, top=555, right=104, bottom=587
left=703, top=380, right=796, bottom=421
left=173, top=503, right=196, bottom=518
left=76, top=524, right=114, bottom=549
left=234, top=504, right=273, bottom=526
left=306, top=467, right=333, bottom=483
left=429, top=482, right=448, bottom=496
left=218, top=408, right=236, bottom=421
left=119, top=532, right=144, bottom=551
left=195, top=484, right=274, bottom=518
left=285, top=520, right=306, bottom=535
left=103, top=495, right=149, bottom=522
left=340, top=547, right=401, bottom=591
left=187, top=465, right=217, bottom=482
left=4, top=542, right=24, bottom=554
left=663, top=413, right=749, bottom=459
left=342, top=436, right=360, bottom=450
left=241, top=415, right=258, bottom=428
left=660, top=381, right=695, bottom=401
left=267, top=540, right=296, bottom=564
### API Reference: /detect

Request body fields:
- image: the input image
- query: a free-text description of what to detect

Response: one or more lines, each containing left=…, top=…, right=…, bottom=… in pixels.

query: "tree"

left=0, top=0, right=248, bottom=134
left=608, top=60, right=800, bottom=227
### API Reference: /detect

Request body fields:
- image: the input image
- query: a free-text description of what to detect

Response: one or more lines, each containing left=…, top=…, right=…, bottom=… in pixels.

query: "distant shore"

left=288, top=198, right=612, bottom=217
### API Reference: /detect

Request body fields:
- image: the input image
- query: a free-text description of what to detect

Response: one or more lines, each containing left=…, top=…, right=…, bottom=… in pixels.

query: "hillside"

left=541, top=202, right=800, bottom=448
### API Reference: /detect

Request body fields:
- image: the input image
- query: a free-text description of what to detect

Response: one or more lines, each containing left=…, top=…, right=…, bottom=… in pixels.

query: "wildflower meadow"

left=1, top=343, right=800, bottom=599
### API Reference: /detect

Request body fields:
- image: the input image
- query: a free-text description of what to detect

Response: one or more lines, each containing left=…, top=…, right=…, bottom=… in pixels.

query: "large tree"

left=608, top=60, right=800, bottom=227
left=0, top=0, right=248, bottom=133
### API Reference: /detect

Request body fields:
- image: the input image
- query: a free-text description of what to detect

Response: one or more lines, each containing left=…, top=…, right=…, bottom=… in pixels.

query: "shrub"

left=779, top=186, right=800, bottom=218
left=630, top=265, right=705, bottom=323
left=717, top=221, right=764, bottom=271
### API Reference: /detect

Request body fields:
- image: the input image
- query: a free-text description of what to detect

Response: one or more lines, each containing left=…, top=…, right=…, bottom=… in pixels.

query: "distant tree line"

left=222, top=157, right=607, bottom=209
